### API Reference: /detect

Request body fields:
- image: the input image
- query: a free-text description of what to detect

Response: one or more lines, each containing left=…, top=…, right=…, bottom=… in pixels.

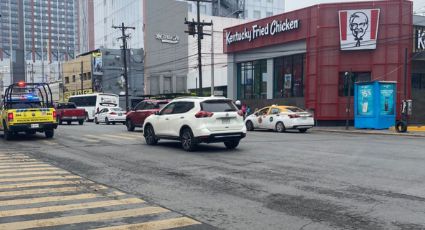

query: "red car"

left=125, top=99, right=169, bottom=131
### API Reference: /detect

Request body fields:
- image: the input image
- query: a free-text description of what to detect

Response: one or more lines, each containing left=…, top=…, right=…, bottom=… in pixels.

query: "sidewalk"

left=313, top=126, right=425, bottom=137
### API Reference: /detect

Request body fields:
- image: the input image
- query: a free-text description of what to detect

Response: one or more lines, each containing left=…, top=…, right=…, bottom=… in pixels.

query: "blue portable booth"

left=354, top=81, right=397, bottom=129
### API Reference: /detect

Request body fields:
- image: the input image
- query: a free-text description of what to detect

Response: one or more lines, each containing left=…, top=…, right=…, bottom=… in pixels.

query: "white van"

left=68, top=93, right=119, bottom=121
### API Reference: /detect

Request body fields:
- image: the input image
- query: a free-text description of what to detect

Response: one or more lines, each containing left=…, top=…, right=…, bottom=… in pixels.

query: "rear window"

left=286, top=107, right=305, bottom=113
left=10, top=102, right=42, bottom=109
left=201, top=100, right=237, bottom=112
left=57, top=103, right=76, bottom=109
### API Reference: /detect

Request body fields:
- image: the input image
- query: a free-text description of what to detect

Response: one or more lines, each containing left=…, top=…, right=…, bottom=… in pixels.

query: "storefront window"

left=338, top=72, right=371, bottom=96
left=237, top=60, right=267, bottom=99
left=274, top=54, right=305, bottom=98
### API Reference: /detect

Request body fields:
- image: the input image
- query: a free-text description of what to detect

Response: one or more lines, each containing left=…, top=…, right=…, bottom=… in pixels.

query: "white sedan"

left=94, top=107, right=126, bottom=125
left=245, top=105, right=314, bottom=133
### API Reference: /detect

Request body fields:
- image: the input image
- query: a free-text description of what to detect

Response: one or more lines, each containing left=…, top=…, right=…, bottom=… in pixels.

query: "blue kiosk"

left=354, top=81, right=397, bottom=129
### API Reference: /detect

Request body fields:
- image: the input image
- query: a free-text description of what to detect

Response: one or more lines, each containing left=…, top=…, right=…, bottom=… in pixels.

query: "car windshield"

left=158, top=102, right=168, bottom=109
left=201, top=100, right=237, bottom=112
left=286, top=107, right=305, bottom=113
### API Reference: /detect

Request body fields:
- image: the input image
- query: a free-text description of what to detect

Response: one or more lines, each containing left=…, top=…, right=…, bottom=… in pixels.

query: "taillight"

left=7, top=113, right=13, bottom=121
left=195, top=111, right=214, bottom=118
left=53, top=111, right=57, bottom=118
left=288, top=114, right=300, bottom=119
left=237, top=110, right=244, bottom=117
left=109, top=112, right=117, bottom=115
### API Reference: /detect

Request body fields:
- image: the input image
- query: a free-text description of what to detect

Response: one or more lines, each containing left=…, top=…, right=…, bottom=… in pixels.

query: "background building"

left=77, top=0, right=95, bottom=53
left=92, top=0, right=144, bottom=50
left=0, top=0, right=78, bottom=93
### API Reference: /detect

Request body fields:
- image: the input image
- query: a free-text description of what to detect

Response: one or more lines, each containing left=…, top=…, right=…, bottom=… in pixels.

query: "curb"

left=313, top=129, right=425, bottom=137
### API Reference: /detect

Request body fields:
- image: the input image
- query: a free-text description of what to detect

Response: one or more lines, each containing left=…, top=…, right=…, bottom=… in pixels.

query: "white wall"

left=187, top=14, right=248, bottom=92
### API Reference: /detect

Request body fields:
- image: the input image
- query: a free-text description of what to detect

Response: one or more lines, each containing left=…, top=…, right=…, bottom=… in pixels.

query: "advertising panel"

left=357, top=84, right=374, bottom=116
left=339, top=9, right=380, bottom=50
left=379, top=83, right=395, bottom=115
left=92, top=52, right=103, bottom=75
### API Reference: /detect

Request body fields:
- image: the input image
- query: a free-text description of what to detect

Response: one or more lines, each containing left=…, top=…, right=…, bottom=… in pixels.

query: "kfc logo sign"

left=339, top=9, right=380, bottom=50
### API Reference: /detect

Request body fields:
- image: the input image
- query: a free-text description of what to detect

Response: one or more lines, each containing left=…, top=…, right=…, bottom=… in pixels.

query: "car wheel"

left=45, top=129, right=54, bottom=138
left=126, top=120, right=135, bottom=131
left=58, top=119, right=63, bottom=125
left=245, top=120, right=254, bottom=131
left=224, top=140, right=240, bottom=150
left=144, top=125, right=158, bottom=145
left=276, top=122, right=285, bottom=133
left=3, top=125, right=13, bottom=141
left=112, top=122, right=116, bottom=125
left=105, top=118, right=110, bottom=125
left=180, top=128, right=197, bottom=152
left=78, top=120, right=84, bottom=125
left=299, top=128, right=308, bottom=133
left=95, top=117, right=99, bottom=124
left=67, top=121, right=71, bottom=125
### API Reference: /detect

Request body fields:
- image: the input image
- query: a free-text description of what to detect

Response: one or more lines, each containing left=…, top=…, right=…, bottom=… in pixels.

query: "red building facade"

left=224, top=0, right=413, bottom=121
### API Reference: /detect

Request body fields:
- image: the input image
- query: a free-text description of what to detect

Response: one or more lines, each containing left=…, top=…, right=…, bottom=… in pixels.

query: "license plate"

left=31, top=124, right=39, bottom=128
left=118, top=113, right=122, bottom=116
left=222, top=118, right=230, bottom=124
left=72, top=116, right=77, bottom=119
left=301, top=116, right=307, bottom=120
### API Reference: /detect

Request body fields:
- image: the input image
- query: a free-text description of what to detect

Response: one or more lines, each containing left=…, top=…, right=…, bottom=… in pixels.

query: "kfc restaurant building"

left=224, top=0, right=415, bottom=123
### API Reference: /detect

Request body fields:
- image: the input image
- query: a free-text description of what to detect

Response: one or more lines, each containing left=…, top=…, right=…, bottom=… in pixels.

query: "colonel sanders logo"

left=339, top=9, right=380, bottom=50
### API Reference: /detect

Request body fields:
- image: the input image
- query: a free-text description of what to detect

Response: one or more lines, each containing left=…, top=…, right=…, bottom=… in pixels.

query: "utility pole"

left=345, top=71, right=352, bottom=130
left=210, top=23, right=215, bottom=96
left=113, top=22, right=135, bottom=111
left=80, top=61, right=84, bottom=94
left=185, top=0, right=212, bottom=96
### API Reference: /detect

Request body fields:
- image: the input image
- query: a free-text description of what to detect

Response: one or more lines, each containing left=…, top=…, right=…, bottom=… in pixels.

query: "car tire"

left=224, top=140, right=240, bottom=150
left=246, top=120, right=254, bottom=131
left=78, top=120, right=84, bottom=125
left=105, top=118, right=110, bottom=125
left=45, top=129, right=54, bottom=138
left=3, top=124, right=13, bottom=141
left=95, top=117, right=99, bottom=124
left=276, top=122, right=285, bottom=133
left=126, top=120, right=135, bottom=131
left=180, top=128, right=197, bottom=152
left=67, top=121, right=71, bottom=125
left=58, top=119, right=63, bottom=125
left=299, top=128, right=308, bottom=133
left=144, top=125, right=158, bottom=145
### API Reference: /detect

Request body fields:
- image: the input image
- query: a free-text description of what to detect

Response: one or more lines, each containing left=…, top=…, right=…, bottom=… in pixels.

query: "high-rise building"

left=92, top=0, right=144, bottom=50
left=78, top=0, right=95, bottom=54
left=186, top=0, right=285, bottom=20
left=0, top=0, right=79, bottom=89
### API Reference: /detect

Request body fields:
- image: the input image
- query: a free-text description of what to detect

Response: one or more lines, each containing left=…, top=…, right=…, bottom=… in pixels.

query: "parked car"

left=55, top=102, right=86, bottom=125
left=143, top=97, right=246, bottom=151
left=94, top=107, right=126, bottom=125
left=125, top=99, right=169, bottom=131
left=245, top=105, right=314, bottom=133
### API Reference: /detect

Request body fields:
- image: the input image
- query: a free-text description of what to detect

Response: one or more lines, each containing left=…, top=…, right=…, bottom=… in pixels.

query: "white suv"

left=143, top=97, right=246, bottom=151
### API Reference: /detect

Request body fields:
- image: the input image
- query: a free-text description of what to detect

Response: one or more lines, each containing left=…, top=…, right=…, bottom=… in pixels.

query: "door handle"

left=180, top=117, right=184, bottom=119
left=165, top=118, right=169, bottom=120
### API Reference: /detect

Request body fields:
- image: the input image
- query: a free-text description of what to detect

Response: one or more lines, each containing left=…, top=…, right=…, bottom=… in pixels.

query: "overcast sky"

left=285, top=0, right=425, bottom=14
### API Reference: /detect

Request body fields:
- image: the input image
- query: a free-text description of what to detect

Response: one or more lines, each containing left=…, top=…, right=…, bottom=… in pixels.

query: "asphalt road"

left=2, top=122, right=425, bottom=230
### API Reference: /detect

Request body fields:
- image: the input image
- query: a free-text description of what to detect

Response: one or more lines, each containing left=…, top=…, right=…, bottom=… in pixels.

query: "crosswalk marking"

left=118, top=133, right=142, bottom=138
left=0, top=193, right=103, bottom=206
left=0, top=163, right=51, bottom=169
left=42, top=140, right=57, bottom=146
left=0, top=207, right=169, bottom=230
left=102, top=134, right=137, bottom=140
left=0, top=170, right=67, bottom=178
left=92, top=217, right=201, bottom=230
left=0, top=180, right=90, bottom=190
left=0, top=175, right=80, bottom=183
left=0, top=166, right=58, bottom=173
left=0, top=198, right=145, bottom=218
left=0, top=185, right=107, bottom=197
left=0, top=153, right=202, bottom=229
